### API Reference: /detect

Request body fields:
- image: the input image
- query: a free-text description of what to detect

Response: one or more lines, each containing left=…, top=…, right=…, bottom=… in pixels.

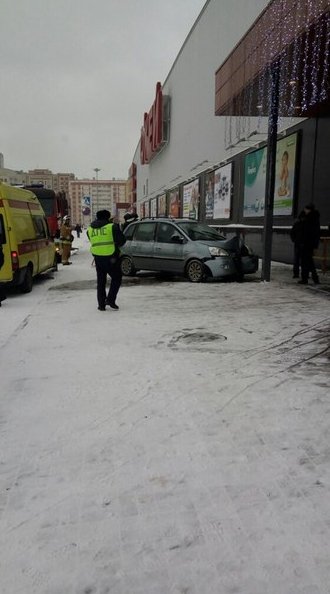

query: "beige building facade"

left=26, top=169, right=75, bottom=196
left=69, top=178, right=129, bottom=226
left=0, top=168, right=27, bottom=186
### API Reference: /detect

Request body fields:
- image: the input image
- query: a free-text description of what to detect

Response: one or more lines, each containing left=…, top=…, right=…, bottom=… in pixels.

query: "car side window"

left=33, top=216, right=47, bottom=239
left=134, top=222, right=156, bottom=242
left=156, top=222, right=177, bottom=243
left=124, top=224, right=136, bottom=241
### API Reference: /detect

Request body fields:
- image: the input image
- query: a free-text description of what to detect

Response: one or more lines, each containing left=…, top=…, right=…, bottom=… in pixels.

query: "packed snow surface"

left=1, top=233, right=329, bottom=594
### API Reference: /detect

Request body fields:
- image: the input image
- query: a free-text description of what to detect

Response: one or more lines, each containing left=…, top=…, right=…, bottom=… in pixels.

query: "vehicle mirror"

left=171, top=234, right=184, bottom=244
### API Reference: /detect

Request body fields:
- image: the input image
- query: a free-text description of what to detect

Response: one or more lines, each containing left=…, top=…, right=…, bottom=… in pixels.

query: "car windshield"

left=177, top=222, right=225, bottom=241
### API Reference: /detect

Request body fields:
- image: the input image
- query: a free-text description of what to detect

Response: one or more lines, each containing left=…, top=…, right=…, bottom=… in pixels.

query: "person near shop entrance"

left=60, top=215, right=74, bottom=265
left=298, top=203, right=321, bottom=285
left=290, top=209, right=305, bottom=278
left=87, top=210, right=126, bottom=311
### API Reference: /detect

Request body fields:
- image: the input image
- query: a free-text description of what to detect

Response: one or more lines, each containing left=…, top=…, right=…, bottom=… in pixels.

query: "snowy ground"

left=1, top=233, right=330, bottom=594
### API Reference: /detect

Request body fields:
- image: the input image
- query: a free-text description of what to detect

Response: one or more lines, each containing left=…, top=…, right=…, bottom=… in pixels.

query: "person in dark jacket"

left=290, top=210, right=305, bottom=279
left=298, top=203, right=320, bottom=285
left=87, top=210, right=126, bottom=311
left=122, top=212, right=138, bottom=232
left=75, top=223, right=82, bottom=238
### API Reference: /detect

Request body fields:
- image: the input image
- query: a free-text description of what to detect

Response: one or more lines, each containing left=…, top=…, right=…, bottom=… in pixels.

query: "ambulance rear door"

left=0, top=206, right=13, bottom=282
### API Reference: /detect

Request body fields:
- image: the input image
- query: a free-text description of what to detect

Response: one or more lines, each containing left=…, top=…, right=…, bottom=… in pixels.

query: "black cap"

left=304, top=203, right=315, bottom=211
left=96, top=209, right=111, bottom=220
left=124, top=212, right=138, bottom=221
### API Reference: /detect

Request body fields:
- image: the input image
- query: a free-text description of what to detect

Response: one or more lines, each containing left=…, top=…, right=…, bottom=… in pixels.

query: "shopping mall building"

left=129, top=0, right=330, bottom=264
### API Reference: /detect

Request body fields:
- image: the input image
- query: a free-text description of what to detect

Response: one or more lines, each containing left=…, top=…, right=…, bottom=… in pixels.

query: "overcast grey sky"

left=1, top=0, right=205, bottom=179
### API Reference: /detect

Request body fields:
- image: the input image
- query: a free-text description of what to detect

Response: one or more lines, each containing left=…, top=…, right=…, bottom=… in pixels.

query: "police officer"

left=87, top=210, right=126, bottom=311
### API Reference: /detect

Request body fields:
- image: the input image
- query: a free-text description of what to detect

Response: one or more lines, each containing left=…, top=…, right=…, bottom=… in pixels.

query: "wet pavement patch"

left=49, top=275, right=183, bottom=291
left=49, top=280, right=96, bottom=291
left=176, top=331, right=227, bottom=343
left=166, top=329, right=227, bottom=352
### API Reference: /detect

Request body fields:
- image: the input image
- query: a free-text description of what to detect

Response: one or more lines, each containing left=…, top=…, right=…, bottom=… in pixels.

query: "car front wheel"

left=185, top=259, right=205, bottom=282
left=121, top=256, right=136, bottom=276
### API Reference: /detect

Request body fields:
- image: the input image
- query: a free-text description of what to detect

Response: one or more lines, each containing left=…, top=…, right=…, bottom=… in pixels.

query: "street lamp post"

left=93, top=167, right=101, bottom=217
left=261, top=60, right=280, bottom=282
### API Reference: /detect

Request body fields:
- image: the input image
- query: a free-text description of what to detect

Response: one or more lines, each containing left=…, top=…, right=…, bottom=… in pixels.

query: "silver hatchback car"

left=120, top=218, right=258, bottom=282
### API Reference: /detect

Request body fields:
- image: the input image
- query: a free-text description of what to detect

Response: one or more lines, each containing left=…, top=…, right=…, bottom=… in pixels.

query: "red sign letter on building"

left=140, top=82, right=163, bottom=164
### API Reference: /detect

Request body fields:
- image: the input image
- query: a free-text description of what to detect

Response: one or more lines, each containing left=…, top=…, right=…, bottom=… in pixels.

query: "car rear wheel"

left=185, top=259, right=205, bottom=282
left=20, top=265, right=33, bottom=293
left=121, top=256, right=136, bottom=276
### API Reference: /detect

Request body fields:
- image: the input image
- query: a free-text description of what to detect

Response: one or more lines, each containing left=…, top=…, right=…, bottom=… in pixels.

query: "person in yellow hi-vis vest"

left=87, top=210, right=126, bottom=311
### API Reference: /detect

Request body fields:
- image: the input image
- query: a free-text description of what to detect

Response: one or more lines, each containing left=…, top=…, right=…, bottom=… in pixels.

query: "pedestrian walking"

left=290, top=210, right=305, bottom=278
left=75, top=223, right=82, bottom=238
left=87, top=210, right=126, bottom=311
left=298, top=203, right=320, bottom=285
left=60, top=215, right=74, bottom=265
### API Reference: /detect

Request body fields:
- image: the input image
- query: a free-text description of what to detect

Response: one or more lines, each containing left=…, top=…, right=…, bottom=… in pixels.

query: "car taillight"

left=11, top=251, right=19, bottom=271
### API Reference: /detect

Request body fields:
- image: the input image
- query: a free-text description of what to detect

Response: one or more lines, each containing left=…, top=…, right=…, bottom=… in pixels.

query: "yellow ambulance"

left=0, top=182, right=56, bottom=293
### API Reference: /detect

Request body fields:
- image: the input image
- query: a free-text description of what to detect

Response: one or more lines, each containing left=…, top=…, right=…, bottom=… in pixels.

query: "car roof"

left=137, top=217, right=197, bottom=223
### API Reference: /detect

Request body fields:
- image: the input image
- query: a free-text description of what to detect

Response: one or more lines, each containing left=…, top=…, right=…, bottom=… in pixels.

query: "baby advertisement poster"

left=243, top=133, right=297, bottom=217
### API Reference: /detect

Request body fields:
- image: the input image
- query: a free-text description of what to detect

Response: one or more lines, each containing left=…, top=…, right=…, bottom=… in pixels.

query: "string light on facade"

left=320, top=10, right=330, bottom=101
left=278, top=0, right=291, bottom=122
left=224, top=0, right=330, bottom=155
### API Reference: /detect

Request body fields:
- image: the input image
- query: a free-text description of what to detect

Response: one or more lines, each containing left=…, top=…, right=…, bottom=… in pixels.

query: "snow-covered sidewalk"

left=0, top=237, right=329, bottom=594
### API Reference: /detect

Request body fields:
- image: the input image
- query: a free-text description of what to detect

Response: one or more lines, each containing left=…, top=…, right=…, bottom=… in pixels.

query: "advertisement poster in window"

left=169, top=189, right=180, bottom=217
left=274, top=133, right=297, bottom=215
left=244, top=147, right=267, bottom=217
left=150, top=197, right=157, bottom=217
left=183, top=178, right=199, bottom=219
left=213, top=163, right=232, bottom=219
left=144, top=201, right=150, bottom=218
left=243, top=133, right=297, bottom=217
left=205, top=171, right=215, bottom=219
left=158, top=194, right=166, bottom=216
left=81, top=195, right=91, bottom=216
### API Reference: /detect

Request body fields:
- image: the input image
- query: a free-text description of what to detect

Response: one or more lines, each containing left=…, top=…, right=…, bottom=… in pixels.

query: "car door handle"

left=155, top=247, right=162, bottom=250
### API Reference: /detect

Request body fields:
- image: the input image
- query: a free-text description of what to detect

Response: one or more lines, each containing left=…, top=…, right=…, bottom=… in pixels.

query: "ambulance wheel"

left=21, top=265, right=33, bottom=293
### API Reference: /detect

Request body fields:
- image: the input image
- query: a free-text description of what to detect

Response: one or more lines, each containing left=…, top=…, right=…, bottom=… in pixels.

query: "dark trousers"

left=94, top=255, right=122, bottom=308
left=293, top=243, right=302, bottom=277
left=0, top=285, right=6, bottom=305
left=301, top=246, right=319, bottom=283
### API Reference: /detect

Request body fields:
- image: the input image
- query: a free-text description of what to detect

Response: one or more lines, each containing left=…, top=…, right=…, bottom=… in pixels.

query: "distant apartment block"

left=26, top=169, right=75, bottom=196
left=69, top=178, right=130, bottom=225
left=0, top=168, right=27, bottom=186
